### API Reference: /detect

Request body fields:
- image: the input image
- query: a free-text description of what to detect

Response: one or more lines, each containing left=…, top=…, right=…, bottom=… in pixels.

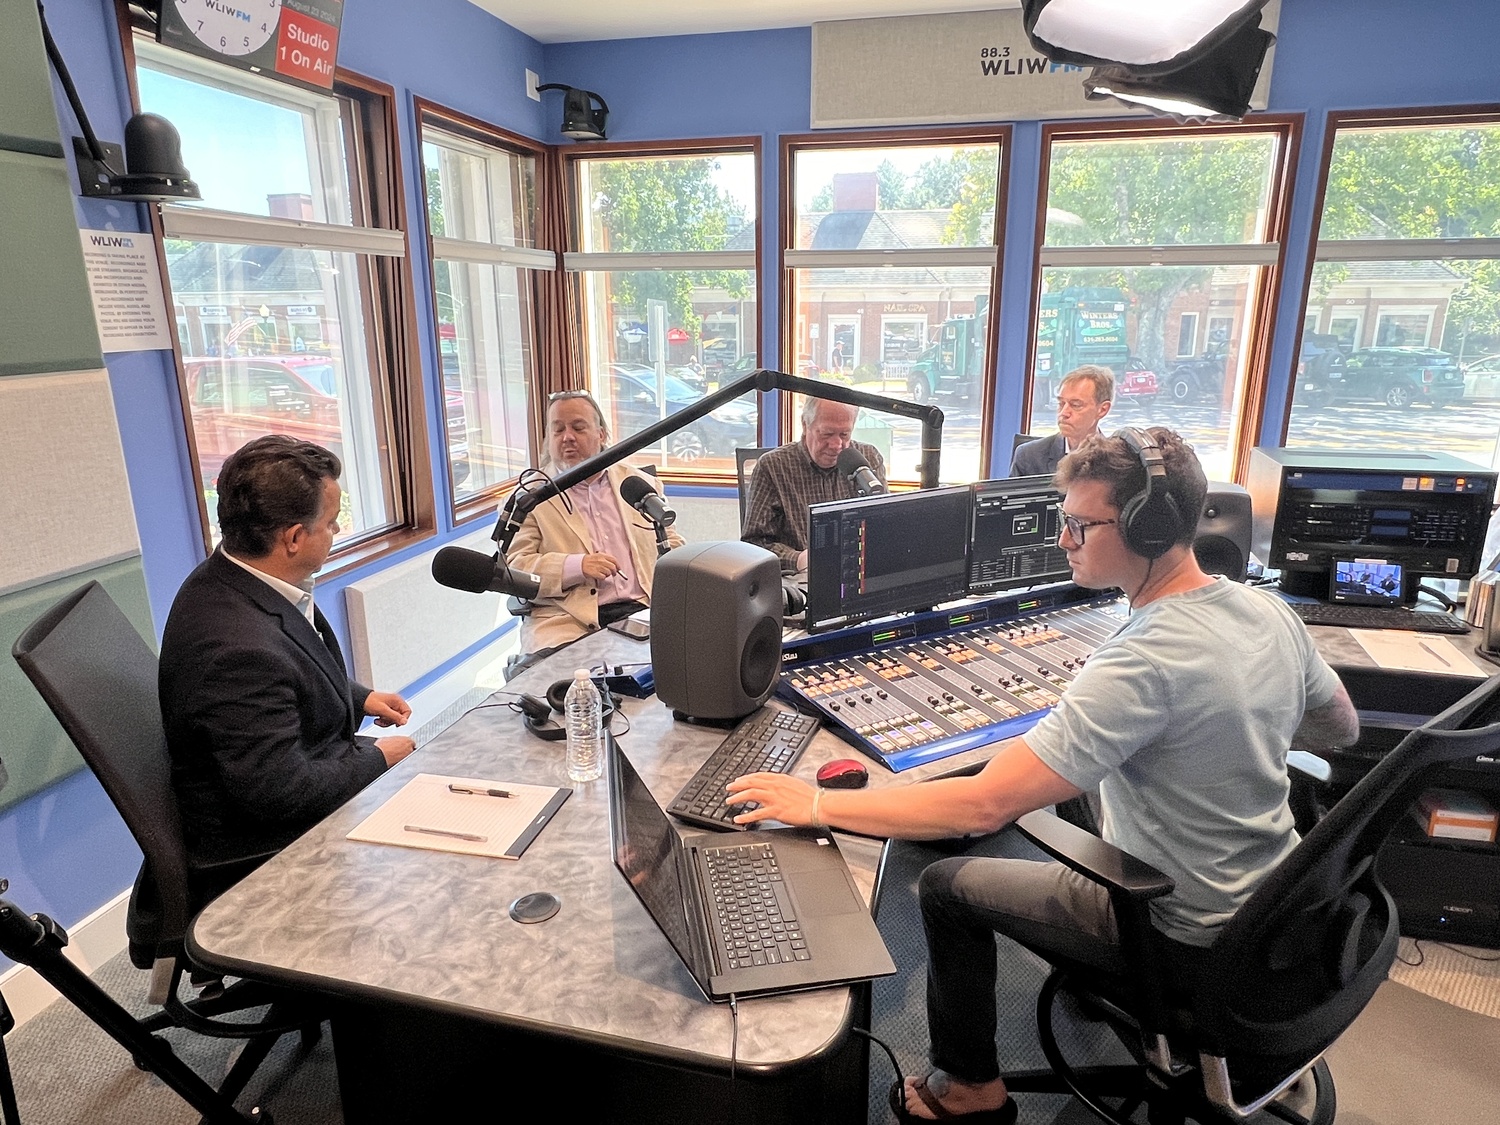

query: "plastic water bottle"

left=564, top=669, right=604, bottom=782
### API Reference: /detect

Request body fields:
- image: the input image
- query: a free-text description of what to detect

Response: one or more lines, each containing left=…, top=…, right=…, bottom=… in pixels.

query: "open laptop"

left=608, top=737, right=896, bottom=1002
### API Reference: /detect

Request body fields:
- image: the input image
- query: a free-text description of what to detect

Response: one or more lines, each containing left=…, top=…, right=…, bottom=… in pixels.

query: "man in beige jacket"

left=505, top=391, right=683, bottom=673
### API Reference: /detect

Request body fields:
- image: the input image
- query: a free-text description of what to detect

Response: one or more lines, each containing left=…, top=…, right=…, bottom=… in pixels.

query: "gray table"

left=188, top=630, right=996, bottom=1123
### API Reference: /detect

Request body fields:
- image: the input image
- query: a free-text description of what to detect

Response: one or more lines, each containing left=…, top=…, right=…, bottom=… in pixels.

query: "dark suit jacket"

left=1009, top=433, right=1068, bottom=478
left=159, top=550, right=388, bottom=865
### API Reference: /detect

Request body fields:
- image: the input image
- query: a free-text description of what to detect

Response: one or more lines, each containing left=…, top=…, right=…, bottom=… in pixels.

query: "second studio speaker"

left=650, top=540, right=783, bottom=722
left=1193, top=481, right=1253, bottom=582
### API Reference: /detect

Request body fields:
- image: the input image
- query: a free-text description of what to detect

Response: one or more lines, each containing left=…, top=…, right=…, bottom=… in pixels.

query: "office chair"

left=993, top=671, right=1500, bottom=1125
left=735, top=446, right=775, bottom=531
left=12, top=581, right=321, bottom=1109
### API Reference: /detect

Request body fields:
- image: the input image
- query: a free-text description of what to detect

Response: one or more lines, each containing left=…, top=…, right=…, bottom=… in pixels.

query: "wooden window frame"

left=118, top=6, right=432, bottom=576
left=1032, top=115, right=1301, bottom=480
left=780, top=125, right=1012, bottom=484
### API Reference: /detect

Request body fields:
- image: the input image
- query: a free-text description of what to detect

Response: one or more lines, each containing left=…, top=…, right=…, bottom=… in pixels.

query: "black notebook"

left=608, top=738, right=896, bottom=1003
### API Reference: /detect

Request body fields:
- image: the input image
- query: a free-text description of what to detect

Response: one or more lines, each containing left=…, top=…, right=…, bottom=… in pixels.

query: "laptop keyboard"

left=668, top=709, right=820, bottom=831
left=1289, top=603, right=1470, bottom=634
left=703, top=842, right=810, bottom=969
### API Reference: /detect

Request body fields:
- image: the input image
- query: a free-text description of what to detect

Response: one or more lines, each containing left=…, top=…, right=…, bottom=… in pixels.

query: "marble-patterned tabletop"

left=188, top=630, right=983, bottom=1071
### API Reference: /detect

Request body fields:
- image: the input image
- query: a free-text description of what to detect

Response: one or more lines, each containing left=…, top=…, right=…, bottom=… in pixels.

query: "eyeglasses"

left=1060, top=513, right=1118, bottom=545
left=548, top=390, right=595, bottom=403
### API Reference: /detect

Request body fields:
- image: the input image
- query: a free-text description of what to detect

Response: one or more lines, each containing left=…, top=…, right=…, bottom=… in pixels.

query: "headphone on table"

left=1114, top=427, right=1187, bottom=560
left=516, top=678, right=621, bottom=741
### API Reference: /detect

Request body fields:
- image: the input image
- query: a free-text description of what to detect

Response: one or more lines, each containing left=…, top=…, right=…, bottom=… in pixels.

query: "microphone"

left=619, top=475, right=676, bottom=527
left=836, top=446, right=885, bottom=497
left=431, top=546, right=542, bottom=601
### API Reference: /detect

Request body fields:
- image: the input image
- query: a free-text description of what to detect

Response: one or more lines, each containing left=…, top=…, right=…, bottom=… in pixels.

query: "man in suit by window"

left=1010, top=365, right=1115, bottom=478
left=159, top=435, right=415, bottom=867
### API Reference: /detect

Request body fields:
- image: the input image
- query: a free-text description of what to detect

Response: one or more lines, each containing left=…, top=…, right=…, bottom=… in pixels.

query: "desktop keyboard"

left=1289, top=603, right=1470, bottom=634
left=668, top=709, right=821, bottom=831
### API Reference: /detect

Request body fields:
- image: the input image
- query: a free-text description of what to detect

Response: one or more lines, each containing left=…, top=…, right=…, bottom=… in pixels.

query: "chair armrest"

left=1013, top=810, right=1174, bottom=901
left=1288, top=749, right=1332, bottom=784
left=1014, top=809, right=1179, bottom=1043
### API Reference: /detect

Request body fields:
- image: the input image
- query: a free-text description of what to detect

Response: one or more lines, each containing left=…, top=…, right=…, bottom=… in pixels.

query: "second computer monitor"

left=805, top=486, right=973, bottom=632
left=968, top=475, right=1072, bottom=595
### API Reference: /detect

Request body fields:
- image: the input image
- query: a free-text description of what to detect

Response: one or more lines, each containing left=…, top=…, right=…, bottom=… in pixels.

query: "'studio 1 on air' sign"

left=158, top=0, right=344, bottom=92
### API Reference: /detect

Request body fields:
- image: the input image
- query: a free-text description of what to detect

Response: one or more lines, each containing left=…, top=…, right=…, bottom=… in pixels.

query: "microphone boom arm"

left=492, top=369, right=945, bottom=550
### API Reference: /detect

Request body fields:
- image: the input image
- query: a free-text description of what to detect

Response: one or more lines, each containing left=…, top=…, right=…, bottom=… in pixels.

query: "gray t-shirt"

left=1024, top=578, right=1342, bottom=945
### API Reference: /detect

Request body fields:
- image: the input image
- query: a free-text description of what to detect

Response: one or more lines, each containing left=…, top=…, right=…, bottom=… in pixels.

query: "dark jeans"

left=919, top=841, right=1218, bottom=1085
left=919, top=850, right=1124, bottom=1083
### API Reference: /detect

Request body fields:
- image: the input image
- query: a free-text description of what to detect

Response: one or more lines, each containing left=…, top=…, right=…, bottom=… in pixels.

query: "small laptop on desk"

left=608, top=738, right=896, bottom=1002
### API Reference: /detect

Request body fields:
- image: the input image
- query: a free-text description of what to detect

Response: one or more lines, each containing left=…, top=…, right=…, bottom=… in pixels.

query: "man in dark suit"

left=160, top=435, right=415, bottom=866
left=1010, top=365, right=1115, bottom=478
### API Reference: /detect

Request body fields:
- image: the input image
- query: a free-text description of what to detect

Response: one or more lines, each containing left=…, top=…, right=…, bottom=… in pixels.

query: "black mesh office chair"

left=995, top=672, right=1500, bottom=1125
left=12, top=581, right=320, bottom=1107
left=736, top=446, right=775, bottom=531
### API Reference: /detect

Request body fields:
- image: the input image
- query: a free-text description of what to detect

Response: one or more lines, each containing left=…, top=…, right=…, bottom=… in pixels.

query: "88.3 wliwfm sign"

left=158, top=0, right=344, bottom=92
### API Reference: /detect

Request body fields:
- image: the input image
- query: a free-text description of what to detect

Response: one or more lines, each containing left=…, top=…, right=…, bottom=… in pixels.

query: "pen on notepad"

left=447, top=784, right=512, bottom=798
left=404, top=824, right=487, bottom=842
left=1418, top=641, right=1453, bottom=667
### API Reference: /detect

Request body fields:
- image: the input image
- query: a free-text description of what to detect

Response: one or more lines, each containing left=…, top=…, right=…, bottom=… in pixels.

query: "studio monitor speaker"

left=650, top=540, right=783, bottom=722
left=1194, top=481, right=1252, bottom=582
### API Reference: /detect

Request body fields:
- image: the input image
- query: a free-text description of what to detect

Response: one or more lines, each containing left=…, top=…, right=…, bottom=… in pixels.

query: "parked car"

left=597, top=367, right=756, bottom=463
left=1164, top=342, right=1229, bottom=404
left=1463, top=354, right=1500, bottom=401
left=185, top=355, right=347, bottom=482
left=1114, top=358, right=1159, bottom=406
left=187, top=354, right=469, bottom=484
left=1322, top=346, right=1464, bottom=408
left=1291, top=331, right=1348, bottom=408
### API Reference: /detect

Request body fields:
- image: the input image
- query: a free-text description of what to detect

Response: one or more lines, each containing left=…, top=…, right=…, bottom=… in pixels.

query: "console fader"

left=780, top=594, right=1128, bottom=772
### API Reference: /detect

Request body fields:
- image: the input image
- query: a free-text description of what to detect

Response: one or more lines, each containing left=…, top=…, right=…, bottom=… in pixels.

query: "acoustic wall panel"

left=0, top=151, right=106, bottom=377
left=0, top=369, right=141, bottom=595
left=0, top=0, right=65, bottom=158
left=0, top=557, right=154, bottom=810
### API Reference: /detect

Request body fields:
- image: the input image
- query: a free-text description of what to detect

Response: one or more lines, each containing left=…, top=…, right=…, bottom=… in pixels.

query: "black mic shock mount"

left=837, top=446, right=885, bottom=497
left=619, top=475, right=675, bottom=557
left=431, top=545, right=542, bottom=601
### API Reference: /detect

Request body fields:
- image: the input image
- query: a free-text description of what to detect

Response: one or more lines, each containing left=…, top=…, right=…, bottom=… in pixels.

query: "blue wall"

left=6, top=0, right=1499, bottom=949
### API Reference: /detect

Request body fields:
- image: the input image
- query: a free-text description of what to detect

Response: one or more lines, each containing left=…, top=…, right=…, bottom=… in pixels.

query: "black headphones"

left=517, top=678, right=621, bottom=741
left=1114, top=427, right=1186, bottom=560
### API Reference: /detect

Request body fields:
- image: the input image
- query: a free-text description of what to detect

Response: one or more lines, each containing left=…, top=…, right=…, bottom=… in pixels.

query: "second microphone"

left=619, top=475, right=676, bottom=527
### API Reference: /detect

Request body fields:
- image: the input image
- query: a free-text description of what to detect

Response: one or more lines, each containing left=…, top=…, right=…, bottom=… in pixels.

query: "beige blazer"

left=506, top=462, right=684, bottom=652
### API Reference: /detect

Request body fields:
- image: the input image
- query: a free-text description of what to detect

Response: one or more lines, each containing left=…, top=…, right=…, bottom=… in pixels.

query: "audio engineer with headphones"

left=506, top=391, right=684, bottom=673
left=729, top=426, right=1359, bottom=1125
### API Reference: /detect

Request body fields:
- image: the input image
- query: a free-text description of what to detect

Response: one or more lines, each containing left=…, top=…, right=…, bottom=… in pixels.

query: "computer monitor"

left=967, top=475, right=1071, bottom=596
left=804, top=486, right=972, bottom=632
left=1248, top=448, right=1497, bottom=602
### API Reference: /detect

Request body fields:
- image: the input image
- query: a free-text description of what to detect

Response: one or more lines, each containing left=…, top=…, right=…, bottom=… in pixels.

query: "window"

left=1177, top=312, right=1199, bottom=357
left=785, top=132, right=1007, bottom=485
left=566, top=145, right=759, bottom=477
left=418, top=107, right=550, bottom=511
left=1034, top=122, right=1294, bottom=481
left=135, top=39, right=418, bottom=553
left=1328, top=310, right=1363, bottom=349
left=1286, top=111, right=1500, bottom=468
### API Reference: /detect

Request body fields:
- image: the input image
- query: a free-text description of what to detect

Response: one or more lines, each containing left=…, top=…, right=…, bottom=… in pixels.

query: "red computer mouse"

left=816, top=759, right=869, bottom=789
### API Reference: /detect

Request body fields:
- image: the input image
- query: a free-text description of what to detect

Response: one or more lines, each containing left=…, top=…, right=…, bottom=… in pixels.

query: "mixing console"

left=779, top=591, right=1127, bottom=771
